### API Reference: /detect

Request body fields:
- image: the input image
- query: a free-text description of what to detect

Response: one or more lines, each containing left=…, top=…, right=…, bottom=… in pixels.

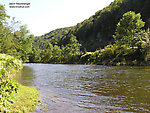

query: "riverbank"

left=0, top=54, right=40, bottom=112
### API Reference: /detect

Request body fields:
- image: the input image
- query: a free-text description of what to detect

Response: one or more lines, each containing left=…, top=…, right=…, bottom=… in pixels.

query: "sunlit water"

left=14, top=64, right=150, bottom=113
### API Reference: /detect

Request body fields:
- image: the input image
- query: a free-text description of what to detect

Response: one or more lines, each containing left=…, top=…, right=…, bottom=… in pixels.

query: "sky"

left=1, top=0, right=114, bottom=36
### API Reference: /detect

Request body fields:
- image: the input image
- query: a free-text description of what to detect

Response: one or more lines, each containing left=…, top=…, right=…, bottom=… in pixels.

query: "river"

left=14, top=64, right=150, bottom=113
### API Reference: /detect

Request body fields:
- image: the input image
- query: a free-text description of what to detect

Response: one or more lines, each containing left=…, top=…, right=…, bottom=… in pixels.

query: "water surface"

left=14, top=64, right=150, bottom=112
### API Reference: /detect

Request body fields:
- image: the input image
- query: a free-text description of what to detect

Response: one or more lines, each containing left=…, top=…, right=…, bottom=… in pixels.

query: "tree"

left=0, top=5, right=33, bottom=62
left=0, top=5, right=8, bottom=24
left=113, top=11, right=150, bottom=63
left=0, top=5, right=9, bottom=53
left=113, top=11, right=146, bottom=47
left=52, top=45, right=62, bottom=63
left=40, top=42, right=53, bottom=63
left=13, top=25, right=32, bottom=62
left=62, top=35, right=81, bottom=63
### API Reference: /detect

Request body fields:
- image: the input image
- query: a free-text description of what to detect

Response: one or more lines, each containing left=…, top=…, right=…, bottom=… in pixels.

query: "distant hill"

left=36, top=27, right=72, bottom=45
left=38, top=0, right=150, bottom=51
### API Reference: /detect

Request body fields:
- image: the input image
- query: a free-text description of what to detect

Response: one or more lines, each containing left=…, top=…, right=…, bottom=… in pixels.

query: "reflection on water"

left=14, top=66, right=36, bottom=86
left=14, top=64, right=150, bottom=112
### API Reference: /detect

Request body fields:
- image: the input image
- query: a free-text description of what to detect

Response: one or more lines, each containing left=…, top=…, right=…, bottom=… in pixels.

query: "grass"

left=6, top=84, right=40, bottom=112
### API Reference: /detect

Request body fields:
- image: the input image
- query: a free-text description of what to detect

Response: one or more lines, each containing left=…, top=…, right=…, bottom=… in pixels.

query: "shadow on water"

left=13, top=66, right=36, bottom=86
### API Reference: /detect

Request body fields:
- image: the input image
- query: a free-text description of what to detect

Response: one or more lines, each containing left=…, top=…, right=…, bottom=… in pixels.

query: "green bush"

left=0, top=54, right=22, bottom=112
left=0, top=54, right=40, bottom=112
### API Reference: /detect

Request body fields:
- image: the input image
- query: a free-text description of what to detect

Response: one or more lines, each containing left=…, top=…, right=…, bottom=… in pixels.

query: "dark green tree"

left=52, top=45, right=62, bottom=63
left=0, top=5, right=9, bottom=53
left=113, top=11, right=149, bottom=64
left=40, top=42, right=53, bottom=63
left=113, top=11, right=146, bottom=47
left=62, top=35, right=81, bottom=63
left=14, top=25, right=33, bottom=62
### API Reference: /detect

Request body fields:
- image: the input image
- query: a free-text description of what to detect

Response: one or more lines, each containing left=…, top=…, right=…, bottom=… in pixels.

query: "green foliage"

left=55, top=0, right=150, bottom=51
left=81, top=42, right=150, bottom=66
left=0, top=6, right=33, bottom=62
left=112, top=11, right=150, bottom=65
left=0, top=54, right=23, bottom=71
left=0, top=5, right=8, bottom=24
left=81, top=11, right=150, bottom=66
left=31, top=34, right=82, bottom=64
left=51, top=45, right=62, bottom=63
left=40, top=27, right=72, bottom=45
left=13, top=25, right=33, bottom=62
left=1, top=3, right=150, bottom=66
left=28, top=0, right=150, bottom=65
left=0, top=54, right=40, bottom=112
left=80, top=52, right=95, bottom=64
left=114, top=11, right=146, bottom=46
left=30, top=10, right=150, bottom=66
left=0, top=54, right=22, bottom=112
left=36, top=0, right=150, bottom=52
left=62, top=35, right=82, bottom=63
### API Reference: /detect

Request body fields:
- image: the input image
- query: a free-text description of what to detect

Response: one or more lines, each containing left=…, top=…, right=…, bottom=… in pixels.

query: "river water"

left=14, top=64, right=150, bottom=113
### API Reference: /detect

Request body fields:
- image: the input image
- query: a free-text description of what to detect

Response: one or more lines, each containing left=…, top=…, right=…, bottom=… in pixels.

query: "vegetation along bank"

left=1, top=0, right=150, bottom=66
left=0, top=54, right=40, bottom=112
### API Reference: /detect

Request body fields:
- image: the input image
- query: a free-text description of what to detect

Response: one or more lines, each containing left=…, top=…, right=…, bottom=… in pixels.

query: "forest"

left=1, top=0, right=150, bottom=65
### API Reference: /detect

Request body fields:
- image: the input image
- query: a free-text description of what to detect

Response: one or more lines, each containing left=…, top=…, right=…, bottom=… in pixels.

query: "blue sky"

left=1, top=0, right=114, bottom=36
